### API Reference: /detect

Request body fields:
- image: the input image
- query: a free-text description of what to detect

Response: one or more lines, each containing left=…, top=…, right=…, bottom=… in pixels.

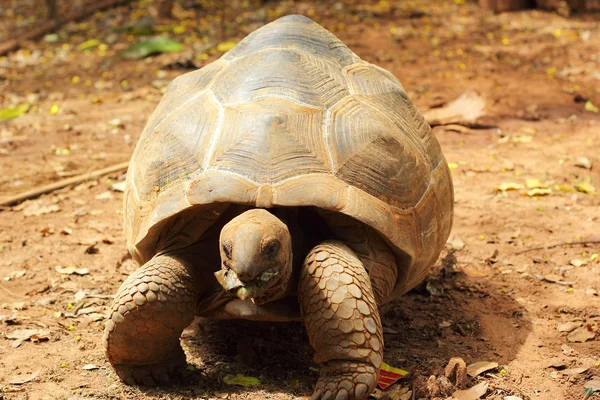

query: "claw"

left=335, top=388, right=349, bottom=400
left=321, top=390, right=333, bottom=400
left=354, top=383, right=368, bottom=399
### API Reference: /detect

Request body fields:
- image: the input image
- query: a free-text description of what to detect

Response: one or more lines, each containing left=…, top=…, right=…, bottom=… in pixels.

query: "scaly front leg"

left=103, top=255, right=199, bottom=386
left=299, top=241, right=383, bottom=400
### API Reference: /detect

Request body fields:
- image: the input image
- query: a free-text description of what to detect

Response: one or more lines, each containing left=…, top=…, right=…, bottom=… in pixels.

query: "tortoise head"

left=215, top=209, right=292, bottom=305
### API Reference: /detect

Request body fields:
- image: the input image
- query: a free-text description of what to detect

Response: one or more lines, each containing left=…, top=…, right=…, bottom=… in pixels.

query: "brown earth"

left=1, top=1, right=599, bottom=399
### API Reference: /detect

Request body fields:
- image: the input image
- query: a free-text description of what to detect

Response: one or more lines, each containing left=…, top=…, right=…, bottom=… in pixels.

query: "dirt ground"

left=1, top=1, right=599, bottom=399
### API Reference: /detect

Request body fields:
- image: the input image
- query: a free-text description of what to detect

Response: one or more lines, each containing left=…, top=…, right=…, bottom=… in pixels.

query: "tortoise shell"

left=124, top=15, right=454, bottom=299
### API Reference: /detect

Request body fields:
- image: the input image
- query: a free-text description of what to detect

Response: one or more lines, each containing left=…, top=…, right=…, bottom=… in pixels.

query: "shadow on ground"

left=128, top=252, right=532, bottom=399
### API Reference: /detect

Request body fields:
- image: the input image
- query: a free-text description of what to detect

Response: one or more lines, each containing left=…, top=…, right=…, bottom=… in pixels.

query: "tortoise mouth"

left=214, top=267, right=279, bottom=301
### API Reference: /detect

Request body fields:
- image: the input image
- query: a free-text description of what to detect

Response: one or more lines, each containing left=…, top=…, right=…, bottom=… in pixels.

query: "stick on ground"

left=0, top=161, right=130, bottom=207
left=515, top=240, right=600, bottom=255
left=0, top=0, right=134, bottom=57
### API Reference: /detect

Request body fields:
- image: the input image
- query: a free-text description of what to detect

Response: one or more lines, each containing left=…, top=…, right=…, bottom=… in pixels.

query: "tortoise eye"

left=262, top=239, right=280, bottom=259
left=222, top=241, right=232, bottom=259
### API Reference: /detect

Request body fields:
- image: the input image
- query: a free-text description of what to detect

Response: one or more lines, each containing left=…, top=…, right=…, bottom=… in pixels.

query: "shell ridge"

left=144, top=60, right=229, bottom=144
left=323, top=107, right=335, bottom=173
left=225, top=45, right=341, bottom=67
left=201, top=92, right=225, bottom=169
left=354, top=95, right=431, bottom=166
left=223, top=93, right=324, bottom=110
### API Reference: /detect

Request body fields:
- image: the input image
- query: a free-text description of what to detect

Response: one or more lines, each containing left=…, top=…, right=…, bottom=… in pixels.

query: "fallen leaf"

left=585, top=379, right=600, bottom=394
left=6, top=329, right=50, bottom=348
left=574, top=182, right=596, bottom=194
left=495, top=182, right=523, bottom=192
left=111, top=181, right=126, bottom=192
left=216, top=41, right=238, bottom=52
left=526, top=188, right=552, bottom=197
left=9, top=369, right=41, bottom=385
left=448, top=234, right=465, bottom=250
left=460, top=265, right=489, bottom=277
left=223, top=373, right=261, bottom=387
left=575, top=157, right=592, bottom=169
left=121, top=37, right=183, bottom=60
left=525, top=178, right=547, bottom=189
left=466, top=361, right=498, bottom=377
left=452, top=381, right=488, bottom=400
left=55, top=266, right=89, bottom=275
left=426, top=278, right=444, bottom=296
left=567, top=327, right=596, bottom=343
left=95, top=191, right=113, bottom=200
left=585, top=287, right=598, bottom=296
left=512, top=134, right=533, bottom=143
left=570, top=259, right=585, bottom=267
left=423, top=91, right=485, bottom=126
left=560, top=367, right=588, bottom=375
left=78, top=39, right=101, bottom=51
left=557, top=321, right=582, bottom=333
left=585, top=100, right=599, bottom=113
left=0, top=103, right=30, bottom=121
left=23, top=203, right=60, bottom=217
left=561, top=343, right=577, bottom=355
left=4, top=270, right=26, bottom=280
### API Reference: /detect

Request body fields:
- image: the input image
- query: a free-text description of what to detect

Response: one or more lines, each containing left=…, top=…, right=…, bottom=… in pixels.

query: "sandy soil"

left=0, top=1, right=599, bottom=399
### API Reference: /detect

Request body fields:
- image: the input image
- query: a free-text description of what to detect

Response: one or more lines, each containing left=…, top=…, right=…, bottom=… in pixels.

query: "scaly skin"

left=299, top=241, right=383, bottom=400
left=103, top=255, right=199, bottom=386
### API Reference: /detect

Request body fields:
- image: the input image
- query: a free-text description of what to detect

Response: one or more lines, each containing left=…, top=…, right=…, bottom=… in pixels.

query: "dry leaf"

left=448, top=234, right=465, bottom=250
left=223, top=373, right=261, bottom=387
left=423, top=91, right=485, bottom=126
left=574, top=182, right=596, bottom=194
left=9, top=369, right=41, bottom=385
left=575, top=157, right=592, bottom=169
left=557, top=321, right=582, bottom=333
left=567, top=327, right=596, bottom=342
left=561, top=343, right=577, bottom=355
left=525, top=178, right=547, bottom=189
left=6, top=329, right=50, bottom=348
left=466, top=361, right=498, bottom=377
left=452, top=382, right=488, bottom=400
left=526, top=188, right=552, bottom=197
left=23, top=203, right=60, bottom=217
left=55, top=266, right=89, bottom=275
left=496, top=182, right=523, bottom=192
left=216, top=41, right=237, bottom=52
left=561, top=367, right=588, bottom=375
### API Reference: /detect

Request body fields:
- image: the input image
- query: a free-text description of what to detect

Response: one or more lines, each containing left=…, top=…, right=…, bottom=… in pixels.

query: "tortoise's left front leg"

left=299, top=241, right=383, bottom=400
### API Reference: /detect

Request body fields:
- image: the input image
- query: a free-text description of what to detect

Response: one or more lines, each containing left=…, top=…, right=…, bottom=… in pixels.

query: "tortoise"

left=103, top=14, right=453, bottom=400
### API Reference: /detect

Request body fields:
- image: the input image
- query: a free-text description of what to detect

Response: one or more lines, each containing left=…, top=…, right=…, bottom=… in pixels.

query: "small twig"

left=0, top=0, right=134, bottom=57
left=515, top=240, right=600, bottom=255
left=0, top=161, right=129, bottom=207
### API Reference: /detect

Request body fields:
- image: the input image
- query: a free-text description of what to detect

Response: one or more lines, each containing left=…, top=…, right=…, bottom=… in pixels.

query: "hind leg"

left=103, top=255, right=200, bottom=386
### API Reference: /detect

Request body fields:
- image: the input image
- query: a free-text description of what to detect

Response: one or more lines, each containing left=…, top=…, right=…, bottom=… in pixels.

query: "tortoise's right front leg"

left=103, top=255, right=199, bottom=386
